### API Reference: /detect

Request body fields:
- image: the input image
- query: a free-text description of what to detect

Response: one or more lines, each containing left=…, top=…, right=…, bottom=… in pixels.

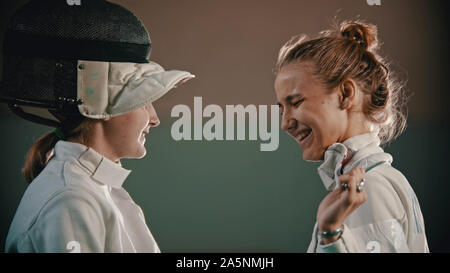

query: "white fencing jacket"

left=307, top=133, right=429, bottom=253
left=6, top=141, right=160, bottom=253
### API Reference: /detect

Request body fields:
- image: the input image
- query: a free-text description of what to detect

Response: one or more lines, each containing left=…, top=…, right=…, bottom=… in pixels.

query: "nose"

left=146, top=104, right=160, bottom=127
left=280, top=111, right=296, bottom=132
left=150, top=117, right=160, bottom=127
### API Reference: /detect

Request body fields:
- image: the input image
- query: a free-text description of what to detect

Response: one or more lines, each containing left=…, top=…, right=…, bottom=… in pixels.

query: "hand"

left=316, top=168, right=367, bottom=244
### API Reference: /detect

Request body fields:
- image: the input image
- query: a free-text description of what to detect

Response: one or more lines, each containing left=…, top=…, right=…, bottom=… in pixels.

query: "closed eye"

left=277, top=103, right=283, bottom=116
left=293, top=99, right=304, bottom=107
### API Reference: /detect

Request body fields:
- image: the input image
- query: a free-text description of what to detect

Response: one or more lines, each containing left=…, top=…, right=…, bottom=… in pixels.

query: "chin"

left=136, top=147, right=147, bottom=159
left=301, top=149, right=324, bottom=162
left=126, top=146, right=147, bottom=159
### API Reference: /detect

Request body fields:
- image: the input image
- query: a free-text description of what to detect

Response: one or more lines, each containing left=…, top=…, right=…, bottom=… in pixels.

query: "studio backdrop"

left=0, top=0, right=449, bottom=252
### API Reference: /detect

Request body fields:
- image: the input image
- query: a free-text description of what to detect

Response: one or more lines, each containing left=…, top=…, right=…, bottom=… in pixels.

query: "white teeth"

left=299, top=129, right=311, bottom=141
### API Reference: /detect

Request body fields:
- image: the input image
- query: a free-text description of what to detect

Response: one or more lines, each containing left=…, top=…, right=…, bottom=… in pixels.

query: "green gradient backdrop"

left=1, top=117, right=448, bottom=252
left=1, top=0, right=449, bottom=252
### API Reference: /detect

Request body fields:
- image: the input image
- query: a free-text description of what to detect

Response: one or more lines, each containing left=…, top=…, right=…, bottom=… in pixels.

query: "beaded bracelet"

left=318, top=225, right=344, bottom=238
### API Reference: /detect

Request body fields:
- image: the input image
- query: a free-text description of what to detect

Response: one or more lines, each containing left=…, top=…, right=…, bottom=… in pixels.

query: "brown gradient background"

left=0, top=0, right=449, bottom=252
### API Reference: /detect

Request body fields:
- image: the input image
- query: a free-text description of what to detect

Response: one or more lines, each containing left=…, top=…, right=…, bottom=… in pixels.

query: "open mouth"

left=298, top=128, right=312, bottom=141
left=296, top=128, right=313, bottom=147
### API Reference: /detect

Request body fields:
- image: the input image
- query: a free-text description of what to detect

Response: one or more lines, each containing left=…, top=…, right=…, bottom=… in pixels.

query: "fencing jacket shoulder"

left=6, top=140, right=160, bottom=253
left=308, top=133, right=429, bottom=253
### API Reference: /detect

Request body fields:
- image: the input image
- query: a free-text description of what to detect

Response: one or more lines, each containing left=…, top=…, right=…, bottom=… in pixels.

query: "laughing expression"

left=274, top=62, right=348, bottom=161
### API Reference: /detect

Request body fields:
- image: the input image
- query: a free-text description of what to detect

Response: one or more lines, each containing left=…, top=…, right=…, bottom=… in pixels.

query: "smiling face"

left=101, top=103, right=160, bottom=160
left=274, top=62, right=349, bottom=161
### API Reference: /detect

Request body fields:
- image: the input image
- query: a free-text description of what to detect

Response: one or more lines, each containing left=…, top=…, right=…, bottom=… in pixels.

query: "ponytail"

left=22, top=131, right=61, bottom=184
left=22, top=117, right=98, bottom=184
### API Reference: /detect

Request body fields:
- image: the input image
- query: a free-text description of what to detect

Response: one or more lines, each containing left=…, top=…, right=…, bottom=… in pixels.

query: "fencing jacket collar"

left=54, top=140, right=131, bottom=189
left=317, top=133, right=393, bottom=191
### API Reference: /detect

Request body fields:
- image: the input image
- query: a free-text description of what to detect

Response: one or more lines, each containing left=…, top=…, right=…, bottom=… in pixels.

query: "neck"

left=88, top=137, right=120, bottom=163
left=69, top=124, right=120, bottom=163
left=340, top=113, right=372, bottom=143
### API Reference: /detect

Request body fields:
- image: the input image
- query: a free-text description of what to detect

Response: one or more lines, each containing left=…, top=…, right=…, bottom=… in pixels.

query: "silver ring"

left=341, top=183, right=348, bottom=191
left=357, top=179, right=366, bottom=192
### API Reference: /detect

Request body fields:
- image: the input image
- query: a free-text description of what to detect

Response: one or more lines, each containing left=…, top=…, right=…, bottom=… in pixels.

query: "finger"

left=339, top=173, right=366, bottom=208
left=338, top=173, right=359, bottom=192
left=340, top=168, right=366, bottom=187
left=361, top=187, right=367, bottom=201
left=339, top=180, right=349, bottom=191
left=338, top=174, right=349, bottom=192
left=355, top=168, right=366, bottom=193
left=356, top=180, right=365, bottom=192
left=351, top=179, right=368, bottom=206
left=349, top=167, right=366, bottom=181
left=337, top=171, right=356, bottom=190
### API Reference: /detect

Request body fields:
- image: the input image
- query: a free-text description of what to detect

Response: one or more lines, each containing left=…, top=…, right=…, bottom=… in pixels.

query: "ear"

left=339, top=79, right=357, bottom=110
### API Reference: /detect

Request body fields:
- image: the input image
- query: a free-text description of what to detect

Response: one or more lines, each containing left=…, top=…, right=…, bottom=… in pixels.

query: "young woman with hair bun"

left=274, top=20, right=428, bottom=253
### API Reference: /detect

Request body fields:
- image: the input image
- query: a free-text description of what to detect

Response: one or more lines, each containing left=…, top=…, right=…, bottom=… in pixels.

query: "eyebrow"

left=277, top=93, right=303, bottom=107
